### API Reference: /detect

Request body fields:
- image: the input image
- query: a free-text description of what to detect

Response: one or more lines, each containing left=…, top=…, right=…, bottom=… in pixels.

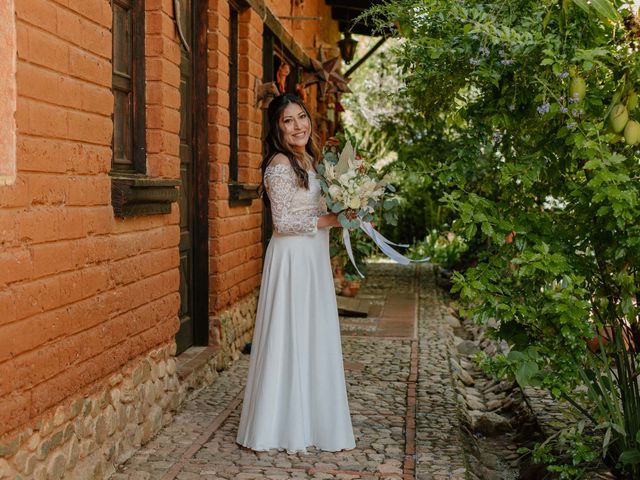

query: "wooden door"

left=176, top=0, right=208, bottom=354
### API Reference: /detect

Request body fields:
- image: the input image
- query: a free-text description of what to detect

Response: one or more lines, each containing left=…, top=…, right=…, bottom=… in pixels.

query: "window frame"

left=228, top=3, right=239, bottom=183
left=111, top=0, right=146, bottom=173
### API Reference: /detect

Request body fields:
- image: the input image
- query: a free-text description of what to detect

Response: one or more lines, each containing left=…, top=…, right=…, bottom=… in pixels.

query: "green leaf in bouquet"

left=331, top=202, right=344, bottom=213
left=324, top=151, right=338, bottom=165
left=316, top=163, right=326, bottom=175
left=386, top=184, right=396, bottom=193
left=383, top=211, right=398, bottom=226
left=337, top=211, right=360, bottom=229
left=383, top=198, right=396, bottom=210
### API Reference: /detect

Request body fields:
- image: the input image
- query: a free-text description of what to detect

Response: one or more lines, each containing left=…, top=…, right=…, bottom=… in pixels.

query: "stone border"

left=209, top=291, right=258, bottom=369
left=0, top=291, right=260, bottom=480
left=0, top=344, right=180, bottom=480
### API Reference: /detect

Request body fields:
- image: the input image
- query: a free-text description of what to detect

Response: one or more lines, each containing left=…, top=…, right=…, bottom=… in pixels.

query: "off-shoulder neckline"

left=265, top=163, right=316, bottom=174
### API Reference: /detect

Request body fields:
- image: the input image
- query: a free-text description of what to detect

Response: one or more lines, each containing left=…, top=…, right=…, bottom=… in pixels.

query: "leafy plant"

left=409, top=229, right=468, bottom=270
left=365, top=0, right=640, bottom=476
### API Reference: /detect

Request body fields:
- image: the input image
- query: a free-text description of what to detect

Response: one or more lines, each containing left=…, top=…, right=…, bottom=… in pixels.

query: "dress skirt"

left=236, top=228, right=356, bottom=453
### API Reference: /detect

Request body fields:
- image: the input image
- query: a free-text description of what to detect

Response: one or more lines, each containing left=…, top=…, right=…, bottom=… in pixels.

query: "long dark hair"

left=260, top=94, right=321, bottom=198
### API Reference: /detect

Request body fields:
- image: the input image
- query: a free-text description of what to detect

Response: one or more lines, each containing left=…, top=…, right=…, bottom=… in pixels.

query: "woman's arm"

left=317, top=213, right=341, bottom=229
left=265, top=163, right=319, bottom=235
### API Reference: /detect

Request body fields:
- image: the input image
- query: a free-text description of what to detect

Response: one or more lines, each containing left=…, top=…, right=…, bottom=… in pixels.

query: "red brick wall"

left=207, top=0, right=341, bottom=316
left=207, top=0, right=263, bottom=314
left=0, top=0, right=343, bottom=441
left=0, top=0, right=181, bottom=439
left=0, top=0, right=17, bottom=185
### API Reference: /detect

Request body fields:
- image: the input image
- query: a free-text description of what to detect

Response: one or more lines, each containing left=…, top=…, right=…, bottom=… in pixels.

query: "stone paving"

left=109, top=263, right=472, bottom=480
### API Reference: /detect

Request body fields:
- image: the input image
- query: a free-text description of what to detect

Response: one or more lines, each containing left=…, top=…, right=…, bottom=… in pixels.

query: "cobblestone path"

left=110, top=263, right=472, bottom=480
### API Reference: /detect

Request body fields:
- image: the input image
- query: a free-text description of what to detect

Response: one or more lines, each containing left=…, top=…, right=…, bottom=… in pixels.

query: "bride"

left=236, top=94, right=356, bottom=453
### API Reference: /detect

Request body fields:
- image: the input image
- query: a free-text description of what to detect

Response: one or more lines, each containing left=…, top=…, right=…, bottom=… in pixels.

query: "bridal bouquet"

left=317, top=140, right=428, bottom=277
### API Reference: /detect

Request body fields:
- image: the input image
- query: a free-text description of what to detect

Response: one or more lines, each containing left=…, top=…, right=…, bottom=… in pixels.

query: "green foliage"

left=518, top=422, right=601, bottom=479
left=408, top=229, right=468, bottom=270
left=367, top=0, right=640, bottom=476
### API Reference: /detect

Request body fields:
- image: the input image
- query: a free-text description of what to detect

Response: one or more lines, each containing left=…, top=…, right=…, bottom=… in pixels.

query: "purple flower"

left=492, top=132, right=503, bottom=142
left=537, top=103, right=551, bottom=114
left=571, top=109, right=583, bottom=117
left=508, top=104, right=516, bottom=111
left=469, top=58, right=481, bottom=65
left=569, top=93, right=581, bottom=103
left=567, top=122, right=577, bottom=130
left=560, top=106, right=569, bottom=113
left=557, top=71, right=569, bottom=79
left=559, top=95, right=565, bottom=102
left=501, top=59, right=514, bottom=65
left=479, top=47, right=490, bottom=56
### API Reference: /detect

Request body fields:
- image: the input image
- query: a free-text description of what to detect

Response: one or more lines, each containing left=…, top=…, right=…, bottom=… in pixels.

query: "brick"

left=14, top=0, right=58, bottom=35
left=66, top=0, right=111, bottom=27
left=0, top=175, right=29, bottom=208
left=0, top=392, right=31, bottom=438
left=83, top=206, right=113, bottom=236
left=57, top=207, right=86, bottom=240
left=55, top=7, right=84, bottom=47
left=67, top=111, right=111, bottom=145
left=0, top=290, right=17, bottom=326
left=27, top=173, right=68, bottom=206
left=65, top=175, right=110, bottom=206
left=30, top=240, right=74, bottom=278
left=28, top=100, right=68, bottom=138
left=80, top=83, right=112, bottom=116
left=69, top=47, right=111, bottom=87
left=16, top=206, right=62, bottom=244
left=0, top=309, right=67, bottom=363
left=21, top=26, right=70, bottom=73
left=13, top=275, right=62, bottom=321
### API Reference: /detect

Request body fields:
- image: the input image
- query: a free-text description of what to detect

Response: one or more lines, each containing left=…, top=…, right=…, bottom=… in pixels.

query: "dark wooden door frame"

left=192, top=0, right=209, bottom=346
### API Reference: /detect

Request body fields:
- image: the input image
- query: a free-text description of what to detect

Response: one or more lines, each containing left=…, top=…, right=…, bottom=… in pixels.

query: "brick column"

left=0, top=0, right=16, bottom=185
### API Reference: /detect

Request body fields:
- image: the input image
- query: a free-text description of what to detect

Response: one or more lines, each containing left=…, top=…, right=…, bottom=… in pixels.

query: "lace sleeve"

left=264, top=164, right=318, bottom=235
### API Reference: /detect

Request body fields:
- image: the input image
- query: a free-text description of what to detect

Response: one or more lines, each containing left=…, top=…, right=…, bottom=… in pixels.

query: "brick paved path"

left=110, top=263, right=470, bottom=480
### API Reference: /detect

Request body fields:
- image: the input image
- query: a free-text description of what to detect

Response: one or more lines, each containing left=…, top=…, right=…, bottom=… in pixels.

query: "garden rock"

left=457, top=340, right=480, bottom=356
left=470, top=411, right=512, bottom=436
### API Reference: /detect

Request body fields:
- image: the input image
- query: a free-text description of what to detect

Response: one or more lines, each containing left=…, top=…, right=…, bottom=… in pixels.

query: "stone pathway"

left=109, top=263, right=473, bottom=480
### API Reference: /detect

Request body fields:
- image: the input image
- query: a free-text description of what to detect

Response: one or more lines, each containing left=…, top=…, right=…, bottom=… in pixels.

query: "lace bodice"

left=264, top=163, right=327, bottom=235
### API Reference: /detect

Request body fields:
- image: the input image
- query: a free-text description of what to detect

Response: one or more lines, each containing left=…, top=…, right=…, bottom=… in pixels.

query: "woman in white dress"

left=236, top=94, right=356, bottom=453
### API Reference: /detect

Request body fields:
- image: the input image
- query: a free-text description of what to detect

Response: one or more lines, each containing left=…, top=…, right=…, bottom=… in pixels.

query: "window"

left=229, top=3, right=239, bottom=183
left=112, top=0, right=145, bottom=172
left=0, top=0, right=16, bottom=186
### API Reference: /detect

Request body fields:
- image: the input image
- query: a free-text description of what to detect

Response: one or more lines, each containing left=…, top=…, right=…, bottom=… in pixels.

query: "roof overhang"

left=327, top=0, right=388, bottom=36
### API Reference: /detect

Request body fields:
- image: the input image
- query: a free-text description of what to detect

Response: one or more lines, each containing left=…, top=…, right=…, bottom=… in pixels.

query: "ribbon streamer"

left=342, top=221, right=430, bottom=278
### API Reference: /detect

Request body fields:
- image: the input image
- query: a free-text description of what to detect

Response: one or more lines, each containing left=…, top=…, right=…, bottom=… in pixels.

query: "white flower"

left=348, top=197, right=361, bottom=210
left=324, top=163, right=335, bottom=181
left=328, top=184, right=342, bottom=200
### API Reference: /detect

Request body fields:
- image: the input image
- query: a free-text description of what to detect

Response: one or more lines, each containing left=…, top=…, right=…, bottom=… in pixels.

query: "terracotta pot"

left=341, top=280, right=361, bottom=297
left=586, top=324, right=633, bottom=353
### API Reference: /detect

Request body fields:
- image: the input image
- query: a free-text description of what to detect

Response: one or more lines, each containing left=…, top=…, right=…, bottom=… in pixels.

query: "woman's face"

left=278, top=103, right=311, bottom=152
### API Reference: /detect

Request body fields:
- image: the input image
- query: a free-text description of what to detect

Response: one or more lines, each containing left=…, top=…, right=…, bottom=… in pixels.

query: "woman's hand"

left=317, top=213, right=341, bottom=229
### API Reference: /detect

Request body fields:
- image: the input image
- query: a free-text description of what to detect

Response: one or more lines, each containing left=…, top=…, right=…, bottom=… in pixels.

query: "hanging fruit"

left=627, top=91, right=638, bottom=111
left=569, top=76, right=586, bottom=101
left=624, top=120, right=640, bottom=145
left=609, top=104, right=629, bottom=133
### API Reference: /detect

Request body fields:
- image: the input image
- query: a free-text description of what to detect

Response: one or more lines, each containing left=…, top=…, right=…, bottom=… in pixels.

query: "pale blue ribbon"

left=342, top=222, right=430, bottom=278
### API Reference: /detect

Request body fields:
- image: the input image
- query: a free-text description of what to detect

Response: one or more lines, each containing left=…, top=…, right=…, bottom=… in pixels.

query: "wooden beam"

left=326, top=0, right=376, bottom=8
left=243, top=0, right=311, bottom=68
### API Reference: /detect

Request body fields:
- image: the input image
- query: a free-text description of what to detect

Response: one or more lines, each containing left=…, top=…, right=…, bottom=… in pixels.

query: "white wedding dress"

left=236, top=163, right=356, bottom=453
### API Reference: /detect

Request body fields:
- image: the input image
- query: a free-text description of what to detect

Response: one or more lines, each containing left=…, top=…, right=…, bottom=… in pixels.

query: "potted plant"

left=341, top=272, right=362, bottom=297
